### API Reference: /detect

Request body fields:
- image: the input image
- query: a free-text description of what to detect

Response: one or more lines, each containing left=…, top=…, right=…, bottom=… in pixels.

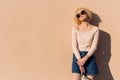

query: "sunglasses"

left=76, top=10, right=86, bottom=18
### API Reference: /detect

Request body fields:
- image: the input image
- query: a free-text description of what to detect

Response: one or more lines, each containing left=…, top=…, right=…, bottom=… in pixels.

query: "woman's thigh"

left=72, top=73, right=81, bottom=80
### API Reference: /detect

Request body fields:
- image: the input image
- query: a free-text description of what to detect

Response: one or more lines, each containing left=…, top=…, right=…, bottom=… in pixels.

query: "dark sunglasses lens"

left=81, top=10, right=86, bottom=15
left=76, top=14, right=80, bottom=18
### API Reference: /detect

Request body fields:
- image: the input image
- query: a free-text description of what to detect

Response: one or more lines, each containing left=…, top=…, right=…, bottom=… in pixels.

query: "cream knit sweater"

left=72, top=27, right=100, bottom=60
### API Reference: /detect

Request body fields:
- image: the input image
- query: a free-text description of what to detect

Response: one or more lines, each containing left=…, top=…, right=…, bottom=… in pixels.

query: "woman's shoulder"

left=91, top=25, right=100, bottom=31
left=72, top=26, right=79, bottom=31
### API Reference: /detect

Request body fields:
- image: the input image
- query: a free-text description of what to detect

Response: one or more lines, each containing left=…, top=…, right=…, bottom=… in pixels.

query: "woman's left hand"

left=77, top=57, right=87, bottom=66
left=77, top=55, right=90, bottom=66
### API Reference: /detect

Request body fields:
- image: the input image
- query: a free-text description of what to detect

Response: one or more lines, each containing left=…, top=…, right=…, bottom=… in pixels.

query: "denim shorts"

left=72, top=51, right=98, bottom=76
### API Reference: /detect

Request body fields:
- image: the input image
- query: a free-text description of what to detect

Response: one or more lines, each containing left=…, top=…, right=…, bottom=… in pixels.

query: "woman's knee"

left=87, top=75, right=95, bottom=80
left=72, top=73, right=81, bottom=80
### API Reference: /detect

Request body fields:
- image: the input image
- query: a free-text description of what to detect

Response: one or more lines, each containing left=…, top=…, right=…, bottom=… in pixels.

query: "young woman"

left=71, top=7, right=100, bottom=80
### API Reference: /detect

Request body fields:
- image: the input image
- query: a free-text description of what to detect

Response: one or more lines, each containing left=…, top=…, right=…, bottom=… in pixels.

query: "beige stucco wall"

left=0, top=0, right=119, bottom=80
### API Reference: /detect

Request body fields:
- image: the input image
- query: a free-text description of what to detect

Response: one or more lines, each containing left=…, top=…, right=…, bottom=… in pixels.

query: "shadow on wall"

left=90, top=13, right=114, bottom=80
left=95, top=30, right=114, bottom=80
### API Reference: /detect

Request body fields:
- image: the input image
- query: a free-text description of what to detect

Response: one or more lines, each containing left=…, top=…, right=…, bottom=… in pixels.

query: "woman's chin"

left=80, top=19, right=84, bottom=22
left=81, top=19, right=88, bottom=22
left=79, top=18, right=86, bottom=21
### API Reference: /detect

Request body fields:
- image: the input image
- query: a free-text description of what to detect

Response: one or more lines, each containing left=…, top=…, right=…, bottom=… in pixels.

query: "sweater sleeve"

left=72, top=27, right=81, bottom=60
left=86, top=27, right=100, bottom=57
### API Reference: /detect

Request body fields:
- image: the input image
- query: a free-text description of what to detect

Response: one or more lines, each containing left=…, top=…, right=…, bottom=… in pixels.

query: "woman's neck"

left=79, top=22, right=90, bottom=28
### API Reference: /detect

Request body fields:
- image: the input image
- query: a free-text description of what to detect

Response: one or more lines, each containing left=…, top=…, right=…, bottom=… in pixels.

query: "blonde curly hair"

left=73, top=7, right=93, bottom=25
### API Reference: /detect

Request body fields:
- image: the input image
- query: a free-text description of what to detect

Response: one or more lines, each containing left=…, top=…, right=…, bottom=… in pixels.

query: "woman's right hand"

left=79, top=66, right=85, bottom=74
left=77, top=58, right=85, bottom=74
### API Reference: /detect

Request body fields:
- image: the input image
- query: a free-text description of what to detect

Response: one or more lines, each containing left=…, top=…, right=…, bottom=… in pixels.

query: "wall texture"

left=0, top=0, right=119, bottom=80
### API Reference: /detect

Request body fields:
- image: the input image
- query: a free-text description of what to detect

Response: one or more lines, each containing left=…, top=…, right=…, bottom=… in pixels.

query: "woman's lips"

left=81, top=15, right=83, bottom=18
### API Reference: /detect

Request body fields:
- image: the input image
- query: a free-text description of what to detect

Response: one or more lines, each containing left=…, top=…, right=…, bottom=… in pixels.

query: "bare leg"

left=87, top=75, right=95, bottom=80
left=72, top=73, right=81, bottom=80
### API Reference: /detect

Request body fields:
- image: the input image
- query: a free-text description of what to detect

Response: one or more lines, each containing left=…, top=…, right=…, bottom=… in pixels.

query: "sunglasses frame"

left=76, top=10, right=86, bottom=18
